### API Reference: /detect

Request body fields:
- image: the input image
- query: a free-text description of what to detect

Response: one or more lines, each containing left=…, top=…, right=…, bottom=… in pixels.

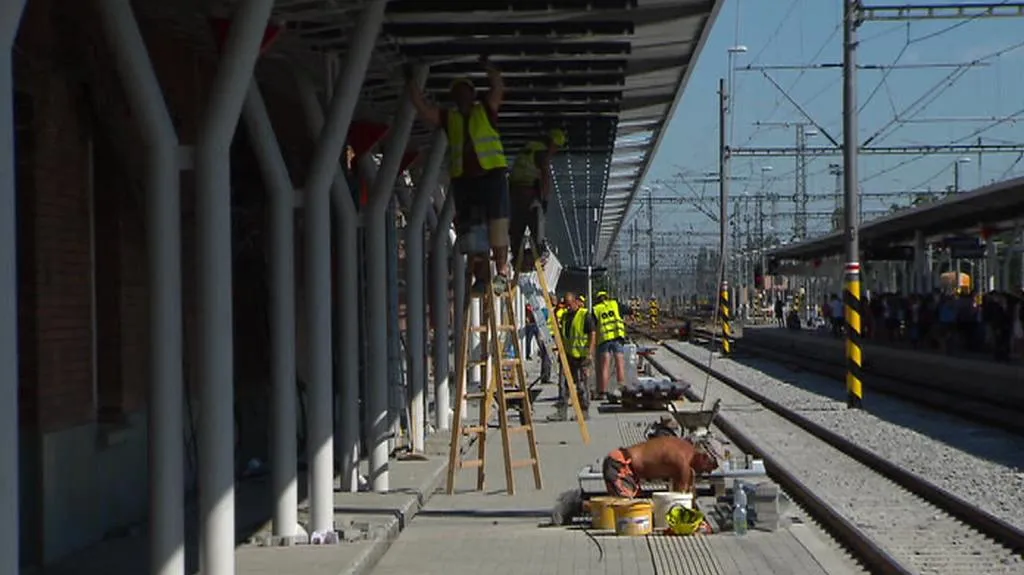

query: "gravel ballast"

left=653, top=343, right=1024, bottom=574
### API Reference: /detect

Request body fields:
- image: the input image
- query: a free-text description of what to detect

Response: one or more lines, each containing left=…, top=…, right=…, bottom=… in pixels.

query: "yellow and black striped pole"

left=843, top=262, right=863, bottom=408
left=841, top=0, right=863, bottom=408
left=720, top=281, right=732, bottom=355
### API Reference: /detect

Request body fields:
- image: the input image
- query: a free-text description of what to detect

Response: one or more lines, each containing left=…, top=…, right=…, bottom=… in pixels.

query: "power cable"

left=865, top=39, right=1024, bottom=147
left=860, top=103, right=1024, bottom=184
left=907, top=0, right=1012, bottom=44
left=857, top=24, right=909, bottom=115
left=998, top=153, right=1023, bottom=180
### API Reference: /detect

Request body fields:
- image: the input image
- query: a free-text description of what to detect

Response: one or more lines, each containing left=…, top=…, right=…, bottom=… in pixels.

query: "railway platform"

left=742, top=325, right=1024, bottom=401
left=37, top=436, right=451, bottom=575
left=370, top=361, right=861, bottom=575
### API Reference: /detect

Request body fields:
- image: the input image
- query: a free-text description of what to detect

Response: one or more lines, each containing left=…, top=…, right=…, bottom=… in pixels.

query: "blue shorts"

left=598, top=339, right=624, bottom=355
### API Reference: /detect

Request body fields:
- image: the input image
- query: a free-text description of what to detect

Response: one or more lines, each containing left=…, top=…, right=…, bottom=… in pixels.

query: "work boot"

left=492, top=272, right=509, bottom=295
left=546, top=405, right=568, bottom=422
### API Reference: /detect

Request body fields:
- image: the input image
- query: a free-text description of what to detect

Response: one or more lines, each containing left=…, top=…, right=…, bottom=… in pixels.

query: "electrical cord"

left=581, top=525, right=605, bottom=561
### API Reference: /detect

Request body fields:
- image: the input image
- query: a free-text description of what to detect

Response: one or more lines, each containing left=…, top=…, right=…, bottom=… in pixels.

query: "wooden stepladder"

left=446, top=265, right=543, bottom=495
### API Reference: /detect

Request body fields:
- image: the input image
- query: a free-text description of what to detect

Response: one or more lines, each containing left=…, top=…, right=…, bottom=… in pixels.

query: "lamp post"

left=953, top=156, right=972, bottom=192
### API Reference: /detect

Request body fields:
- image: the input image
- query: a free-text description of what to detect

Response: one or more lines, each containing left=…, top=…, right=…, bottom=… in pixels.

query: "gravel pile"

left=668, top=340, right=1024, bottom=535
left=654, top=348, right=1024, bottom=574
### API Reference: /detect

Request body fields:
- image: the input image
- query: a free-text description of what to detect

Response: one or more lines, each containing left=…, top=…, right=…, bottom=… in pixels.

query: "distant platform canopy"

left=768, top=176, right=1024, bottom=262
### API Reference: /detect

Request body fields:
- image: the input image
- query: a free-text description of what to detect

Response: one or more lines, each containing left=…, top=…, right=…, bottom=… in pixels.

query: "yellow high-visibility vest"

left=446, top=103, right=507, bottom=178
left=594, top=300, right=626, bottom=343
left=509, top=140, right=546, bottom=186
left=569, top=308, right=591, bottom=359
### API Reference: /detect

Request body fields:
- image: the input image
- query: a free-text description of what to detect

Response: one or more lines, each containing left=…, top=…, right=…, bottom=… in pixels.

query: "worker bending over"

left=593, top=290, right=628, bottom=399
left=550, top=292, right=595, bottom=421
left=603, top=435, right=724, bottom=497
left=508, top=128, right=566, bottom=265
left=407, top=56, right=511, bottom=294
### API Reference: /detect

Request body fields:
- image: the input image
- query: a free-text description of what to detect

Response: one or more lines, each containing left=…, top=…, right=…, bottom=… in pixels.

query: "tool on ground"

left=446, top=261, right=543, bottom=495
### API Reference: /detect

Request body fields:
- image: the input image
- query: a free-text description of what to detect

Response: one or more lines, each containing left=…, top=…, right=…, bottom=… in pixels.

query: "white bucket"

left=651, top=492, right=694, bottom=529
left=623, top=344, right=639, bottom=386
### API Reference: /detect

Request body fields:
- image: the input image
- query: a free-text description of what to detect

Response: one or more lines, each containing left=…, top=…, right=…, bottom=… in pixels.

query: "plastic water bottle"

left=733, top=481, right=748, bottom=535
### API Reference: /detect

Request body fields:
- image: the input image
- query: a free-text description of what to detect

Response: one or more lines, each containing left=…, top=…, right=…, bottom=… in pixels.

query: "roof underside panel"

left=141, top=0, right=721, bottom=269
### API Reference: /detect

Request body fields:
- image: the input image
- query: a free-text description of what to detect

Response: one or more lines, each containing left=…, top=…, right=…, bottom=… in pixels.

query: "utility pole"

left=733, top=197, right=743, bottom=316
left=647, top=185, right=655, bottom=297
left=843, top=0, right=863, bottom=409
left=829, top=163, right=843, bottom=231
left=719, top=77, right=732, bottom=353
left=795, top=125, right=810, bottom=240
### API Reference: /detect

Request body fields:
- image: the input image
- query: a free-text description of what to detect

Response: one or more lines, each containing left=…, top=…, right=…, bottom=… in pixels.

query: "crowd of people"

left=812, top=290, right=1024, bottom=362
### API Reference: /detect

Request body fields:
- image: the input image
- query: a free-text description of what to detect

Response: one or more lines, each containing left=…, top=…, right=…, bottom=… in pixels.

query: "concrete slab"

left=741, top=325, right=1023, bottom=403
left=35, top=433, right=451, bottom=575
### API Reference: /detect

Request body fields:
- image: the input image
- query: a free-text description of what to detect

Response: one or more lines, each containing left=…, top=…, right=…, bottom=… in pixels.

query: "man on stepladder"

left=508, top=128, right=566, bottom=266
left=407, top=55, right=511, bottom=294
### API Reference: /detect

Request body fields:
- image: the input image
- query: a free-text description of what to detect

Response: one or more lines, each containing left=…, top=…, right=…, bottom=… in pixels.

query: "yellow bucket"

left=589, top=496, right=626, bottom=530
left=613, top=499, right=654, bottom=536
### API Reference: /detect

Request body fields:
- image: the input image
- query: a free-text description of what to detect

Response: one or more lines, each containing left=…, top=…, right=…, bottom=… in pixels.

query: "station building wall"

left=11, top=1, right=315, bottom=566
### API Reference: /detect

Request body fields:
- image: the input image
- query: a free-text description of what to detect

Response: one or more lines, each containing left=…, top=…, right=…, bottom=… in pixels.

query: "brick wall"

left=15, top=0, right=95, bottom=432
left=12, top=0, right=298, bottom=433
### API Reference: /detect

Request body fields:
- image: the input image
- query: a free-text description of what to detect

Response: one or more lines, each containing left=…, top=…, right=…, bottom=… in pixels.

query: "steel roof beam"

left=386, top=0, right=636, bottom=13
left=423, top=88, right=623, bottom=103
left=391, top=40, right=631, bottom=57
left=424, top=72, right=625, bottom=89
left=428, top=58, right=628, bottom=74
left=382, top=20, right=634, bottom=37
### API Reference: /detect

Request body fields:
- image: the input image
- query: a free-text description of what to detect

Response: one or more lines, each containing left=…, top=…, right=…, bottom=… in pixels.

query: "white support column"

left=0, top=3, right=25, bottom=575
left=194, top=2, right=273, bottom=573
left=366, top=66, right=426, bottom=492
left=453, top=248, right=468, bottom=421
left=431, top=195, right=455, bottom=430
left=404, top=132, right=446, bottom=452
left=300, top=0, right=386, bottom=526
left=94, top=1, right=185, bottom=572
left=913, top=230, right=926, bottom=293
left=241, top=84, right=297, bottom=538
left=469, top=298, right=481, bottom=388
left=1006, top=222, right=1023, bottom=292
left=295, top=79, right=359, bottom=494
left=986, top=236, right=997, bottom=292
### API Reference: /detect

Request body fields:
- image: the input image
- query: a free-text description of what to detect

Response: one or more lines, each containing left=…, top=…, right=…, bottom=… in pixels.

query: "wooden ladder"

left=511, top=233, right=589, bottom=443
left=446, top=265, right=543, bottom=495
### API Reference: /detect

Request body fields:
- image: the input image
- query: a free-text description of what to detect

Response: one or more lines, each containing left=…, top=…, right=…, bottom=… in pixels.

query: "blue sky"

left=630, top=0, right=1024, bottom=253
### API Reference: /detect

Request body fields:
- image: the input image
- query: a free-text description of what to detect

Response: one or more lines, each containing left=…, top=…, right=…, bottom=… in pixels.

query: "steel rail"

left=633, top=328, right=1024, bottom=558
left=639, top=350, right=914, bottom=575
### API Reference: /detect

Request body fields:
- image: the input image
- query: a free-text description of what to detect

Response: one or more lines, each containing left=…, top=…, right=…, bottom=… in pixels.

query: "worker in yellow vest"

left=549, top=292, right=595, bottom=421
left=407, top=56, right=511, bottom=294
left=508, top=128, right=566, bottom=263
left=593, top=291, right=627, bottom=399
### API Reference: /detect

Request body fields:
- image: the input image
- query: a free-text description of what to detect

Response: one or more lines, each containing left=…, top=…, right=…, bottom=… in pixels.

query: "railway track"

left=682, top=325, right=1024, bottom=435
left=631, top=332, right=1024, bottom=575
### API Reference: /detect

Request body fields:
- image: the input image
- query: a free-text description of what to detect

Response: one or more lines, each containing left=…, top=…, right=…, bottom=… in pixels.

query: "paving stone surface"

left=373, top=368, right=861, bottom=575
